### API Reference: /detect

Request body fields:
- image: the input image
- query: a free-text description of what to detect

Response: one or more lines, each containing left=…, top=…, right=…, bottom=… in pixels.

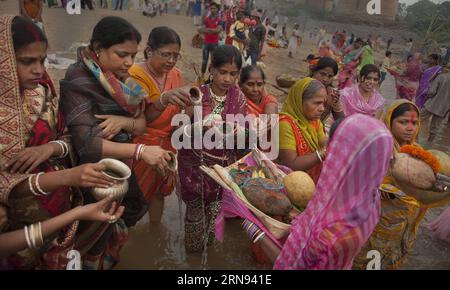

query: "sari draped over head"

left=129, top=64, right=184, bottom=202
left=274, top=114, right=393, bottom=270
left=59, top=46, right=148, bottom=269
left=415, top=65, right=442, bottom=109
left=340, top=84, right=385, bottom=117
left=0, top=15, right=79, bottom=269
left=353, top=99, right=435, bottom=270
left=389, top=53, right=423, bottom=101
left=279, top=78, right=325, bottom=182
left=178, top=84, right=248, bottom=203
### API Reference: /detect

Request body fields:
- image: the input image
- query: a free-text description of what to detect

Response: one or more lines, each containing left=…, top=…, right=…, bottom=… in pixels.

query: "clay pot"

left=91, top=158, right=132, bottom=201
left=189, top=86, right=202, bottom=106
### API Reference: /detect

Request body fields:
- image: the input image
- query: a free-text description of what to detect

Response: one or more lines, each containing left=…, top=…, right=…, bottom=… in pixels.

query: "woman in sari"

left=0, top=15, right=120, bottom=269
left=341, top=64, right=385, bottom=118
left=59, top=16, right=172, bottom=269
left=338, top=38, right=364, bottom=89
left=129, top=27, right=189, bottom=224
left=239, top=65, right=277, bottom=117
left=242, top=114, right=394, bottom=269
left=415, top=53, right=442, bottom=109
left=309, top=57, right=345, bottom=124
left=357, top=41, right=375, bottom=72
left=178, top=45, right=248, bottom=253
left=278, top=78, right=328, bottom=183
left=353, top=100, right=450, bottom=269
left=388, top=53, right=423, bottom=101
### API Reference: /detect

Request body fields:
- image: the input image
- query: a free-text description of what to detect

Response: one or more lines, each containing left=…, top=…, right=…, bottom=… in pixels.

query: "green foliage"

left=403, top=0, right=450, bottom=43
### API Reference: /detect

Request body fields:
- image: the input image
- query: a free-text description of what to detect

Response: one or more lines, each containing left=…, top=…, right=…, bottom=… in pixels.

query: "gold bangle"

left=33, top=223, right=41, bottom=248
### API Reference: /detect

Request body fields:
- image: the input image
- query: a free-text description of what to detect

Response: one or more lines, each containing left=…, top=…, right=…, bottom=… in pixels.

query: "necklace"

left=144, top=62, right=166, bottom=91
left=209, top=84, right=227, bottom=103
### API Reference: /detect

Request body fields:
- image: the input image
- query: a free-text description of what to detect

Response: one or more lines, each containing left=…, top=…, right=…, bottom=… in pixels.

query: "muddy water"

left=117, top=74, right=450, bottom=270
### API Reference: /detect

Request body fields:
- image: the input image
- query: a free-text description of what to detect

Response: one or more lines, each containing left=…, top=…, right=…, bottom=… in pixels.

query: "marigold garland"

left=400, top=145, right=441, bottom=173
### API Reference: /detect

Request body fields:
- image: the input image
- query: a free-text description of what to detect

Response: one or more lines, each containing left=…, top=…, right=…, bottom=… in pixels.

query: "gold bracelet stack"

left=24, top=222, right=44, bottom=249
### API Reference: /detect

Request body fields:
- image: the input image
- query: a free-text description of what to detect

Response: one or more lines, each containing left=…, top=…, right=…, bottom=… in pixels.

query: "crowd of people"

left=0, top=0, right=449, bottom=270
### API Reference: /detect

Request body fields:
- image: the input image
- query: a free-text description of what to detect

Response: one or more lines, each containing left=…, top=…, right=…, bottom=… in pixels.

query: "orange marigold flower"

left=400, top=145, right=441, bottom=173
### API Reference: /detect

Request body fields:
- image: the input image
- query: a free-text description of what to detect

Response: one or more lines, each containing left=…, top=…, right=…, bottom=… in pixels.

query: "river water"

left=117, top=73, right=450, bottom=270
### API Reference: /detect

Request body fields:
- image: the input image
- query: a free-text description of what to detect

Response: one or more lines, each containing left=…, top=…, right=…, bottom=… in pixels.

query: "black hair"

left=391, top=103, right=419, bottom=123
left=311, top=57, right=339, bottom=76
left=211, top=45, right=242, bottom=70
left=354, top=38, right=364, bottom=44
left=385, top=51, right=392, bottom=57
left=329, top=117, right=346, bottom=141
left=11, top=16, right=48, bottom=52
left=145, top=26, right=181, bottom=59
left=429, top=53, right=440, bottom=62
left=90, top=16, right=142, bottom=50
left=239, top=65, right=266, bottom=85
left=359, top=64, right=381, bottom=80
left=209, top=2, right=220, bottom=9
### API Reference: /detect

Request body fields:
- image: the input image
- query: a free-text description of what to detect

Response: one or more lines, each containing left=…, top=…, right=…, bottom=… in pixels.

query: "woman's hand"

left=4, top=143, right=59, bottom=174
left=75, top=195, right=125, bottom=223
left=140, top=146, right=172, bottom=175
left=161, top=87, right=192, bottom=109
left=66, top=163, right=115, bottom=189
left=0, top=204, right=8, bottom=232
left=95, top=115, right=132, bottom=140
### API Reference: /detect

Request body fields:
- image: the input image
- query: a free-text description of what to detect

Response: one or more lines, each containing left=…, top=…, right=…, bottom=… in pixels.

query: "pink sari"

left=341, top=84, right=386, bottom=117
left=274, top=114, right=393, bottom=270
left=389, top=53, right=423, bottom=101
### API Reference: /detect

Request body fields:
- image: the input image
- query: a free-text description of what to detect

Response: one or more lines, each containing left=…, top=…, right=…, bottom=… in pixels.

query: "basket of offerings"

left=276, top=74, right=298, bottom=88
left=200, top=149, right=316, bottom=244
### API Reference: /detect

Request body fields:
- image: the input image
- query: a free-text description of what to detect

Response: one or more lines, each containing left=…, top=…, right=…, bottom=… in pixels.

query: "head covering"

left=274, top=114, right=393, bottom=270
left=0, top=15, right=30, bottom=204
left=281, top=77, right=325, bottom=151
left=381, top=99, right=421, bottom=152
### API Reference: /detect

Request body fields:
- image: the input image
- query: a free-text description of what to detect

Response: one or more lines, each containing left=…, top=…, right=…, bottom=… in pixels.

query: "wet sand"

left=1, top=0, right=448, bottom=270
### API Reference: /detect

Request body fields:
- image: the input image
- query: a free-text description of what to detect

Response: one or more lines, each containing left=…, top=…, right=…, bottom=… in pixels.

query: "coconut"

left=283, top=171, right=315, bottom=209
left=391, top=153, right=436, bottom=190
left=428, top=150, right=450, bottom=176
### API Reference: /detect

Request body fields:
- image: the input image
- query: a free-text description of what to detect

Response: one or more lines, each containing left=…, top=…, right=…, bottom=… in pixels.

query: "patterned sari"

left=59, top=46, right=148, bottom=269
left=274, top=114, right=393, bottom=270
left=129, top=64, right=184, bottom=202
left=178, top=84, right=247, bottom=252
left=353, top=99, right=447, bottom=270
left=0, top=15, right=78, bottom=270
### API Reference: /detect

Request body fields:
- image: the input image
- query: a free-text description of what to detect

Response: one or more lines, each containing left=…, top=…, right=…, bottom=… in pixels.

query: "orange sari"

left=279, top=114, right=323, bottom=183
left=247, top=94, right=277, bottom=116
left=129, top=65, right=183, bottom=201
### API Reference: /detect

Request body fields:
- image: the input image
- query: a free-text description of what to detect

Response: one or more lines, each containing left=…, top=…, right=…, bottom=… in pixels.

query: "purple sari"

left=415, top=65, right=442, bottom=108
left=178, top=84, right=247, bottom=203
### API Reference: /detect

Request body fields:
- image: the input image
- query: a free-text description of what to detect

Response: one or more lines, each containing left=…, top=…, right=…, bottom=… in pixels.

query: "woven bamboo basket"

left=200, top=150, right=292, bottom=239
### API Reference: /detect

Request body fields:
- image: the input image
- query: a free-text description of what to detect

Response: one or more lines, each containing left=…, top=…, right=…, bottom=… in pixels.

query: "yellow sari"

left=354, top=99, right=446, bottom=270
